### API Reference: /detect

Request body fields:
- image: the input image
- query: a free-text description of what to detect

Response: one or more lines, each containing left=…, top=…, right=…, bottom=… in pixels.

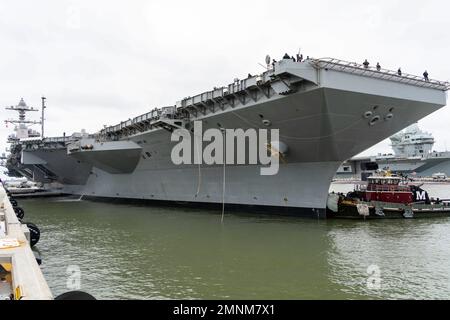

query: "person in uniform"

left=363, top=59, right=370, bottom=68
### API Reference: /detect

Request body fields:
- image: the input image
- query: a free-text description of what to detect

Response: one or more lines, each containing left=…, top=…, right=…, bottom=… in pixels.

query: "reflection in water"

left=326, top=220, right=450, bottom=299
left=327, top=182, right=450, bottom=299
left=20, top=195, right=450, bottom=300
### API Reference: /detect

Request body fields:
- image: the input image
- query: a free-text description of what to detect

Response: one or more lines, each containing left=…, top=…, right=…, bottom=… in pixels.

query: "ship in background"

left=2, top=98, right=87, bottom=186
left=3, top=98, right=42, bottom=178
left=336, top=123, right=450, bottom=181
left=3, top=56, right=449, bottom=217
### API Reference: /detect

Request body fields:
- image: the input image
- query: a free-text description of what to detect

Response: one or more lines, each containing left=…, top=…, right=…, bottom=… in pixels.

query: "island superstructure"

left=3, top=98, right=41, bottom=178
left=337, top=123, right=450, bottom=180
left=4, top=56, right=449, bottom=217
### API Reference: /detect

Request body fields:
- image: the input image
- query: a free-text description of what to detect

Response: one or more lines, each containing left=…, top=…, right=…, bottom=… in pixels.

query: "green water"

left=20, top=197, right=450, bottom=300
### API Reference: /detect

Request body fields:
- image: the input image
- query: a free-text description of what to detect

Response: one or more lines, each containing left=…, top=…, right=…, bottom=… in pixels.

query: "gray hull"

left=337, top=153, right=450, bottom=179
left=378, top=156, right=450, bottom=177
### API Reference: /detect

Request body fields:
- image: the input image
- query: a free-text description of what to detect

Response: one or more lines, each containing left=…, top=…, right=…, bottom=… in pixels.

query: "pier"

left=0, top=184, right=52, bottom=300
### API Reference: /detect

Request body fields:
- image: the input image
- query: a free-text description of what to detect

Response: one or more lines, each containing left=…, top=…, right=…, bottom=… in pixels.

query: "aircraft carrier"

left=3, top=56, right=449, bottom=217
left=336, top=123, right=450, bottom=180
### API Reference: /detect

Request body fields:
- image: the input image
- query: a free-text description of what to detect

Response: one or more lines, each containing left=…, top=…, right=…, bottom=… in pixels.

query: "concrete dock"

left=0, top=185, right=52, bottom=300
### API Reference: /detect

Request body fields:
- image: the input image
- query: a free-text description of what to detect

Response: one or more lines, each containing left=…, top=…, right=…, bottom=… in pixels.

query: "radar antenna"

left=4, top=98, right=42, bottom=141
left=41, top=96, right=46, bottom=139
left=258, top=55, right=271, bottom=71
left=265, top=55, right=271, bottom=69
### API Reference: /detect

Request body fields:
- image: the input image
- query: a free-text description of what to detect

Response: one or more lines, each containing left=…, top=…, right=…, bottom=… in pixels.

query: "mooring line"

left=221, top=129, right=226, bottom=224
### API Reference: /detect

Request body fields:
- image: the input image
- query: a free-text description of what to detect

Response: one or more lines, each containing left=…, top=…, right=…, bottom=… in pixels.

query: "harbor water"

left=19, top=183, right=450, bottom=300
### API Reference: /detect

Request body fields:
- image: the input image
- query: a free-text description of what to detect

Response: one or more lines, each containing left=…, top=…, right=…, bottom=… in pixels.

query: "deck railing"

left=310, top=58, right=450, bottom=91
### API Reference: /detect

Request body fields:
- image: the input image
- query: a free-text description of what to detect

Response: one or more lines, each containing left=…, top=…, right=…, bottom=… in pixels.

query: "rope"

left=171, top=124, right=203, bottom=198
left=194, top=134, right=202, bottom=198
left=221, top=129, right=226, bottom=223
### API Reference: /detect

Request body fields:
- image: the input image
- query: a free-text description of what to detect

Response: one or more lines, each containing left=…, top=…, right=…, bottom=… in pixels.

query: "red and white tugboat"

left=327, top=172, right=450, bottom=219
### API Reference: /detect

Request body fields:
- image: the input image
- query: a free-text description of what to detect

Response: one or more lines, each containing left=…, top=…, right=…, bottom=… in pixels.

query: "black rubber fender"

left=32, top=249, right=42, bottom=265
left=10, top=199, right=18, bottom=207
left=13, top=206, right=25, bottom=220
left=55, top=291, right=96, bottom=300
left=25, top=222, right=40, bottom=247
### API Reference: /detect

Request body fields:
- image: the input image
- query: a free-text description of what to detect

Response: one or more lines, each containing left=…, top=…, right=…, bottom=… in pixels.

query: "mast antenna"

left=41, top=96, right=46, bottom=139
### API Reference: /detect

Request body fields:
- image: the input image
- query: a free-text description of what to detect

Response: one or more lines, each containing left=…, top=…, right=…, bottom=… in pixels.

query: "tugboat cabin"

left=365, top=176, right=413, bottom=203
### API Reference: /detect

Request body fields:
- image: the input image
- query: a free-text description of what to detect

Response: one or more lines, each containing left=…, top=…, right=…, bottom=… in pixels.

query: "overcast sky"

left=1, top=0, right=449, bottom=178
